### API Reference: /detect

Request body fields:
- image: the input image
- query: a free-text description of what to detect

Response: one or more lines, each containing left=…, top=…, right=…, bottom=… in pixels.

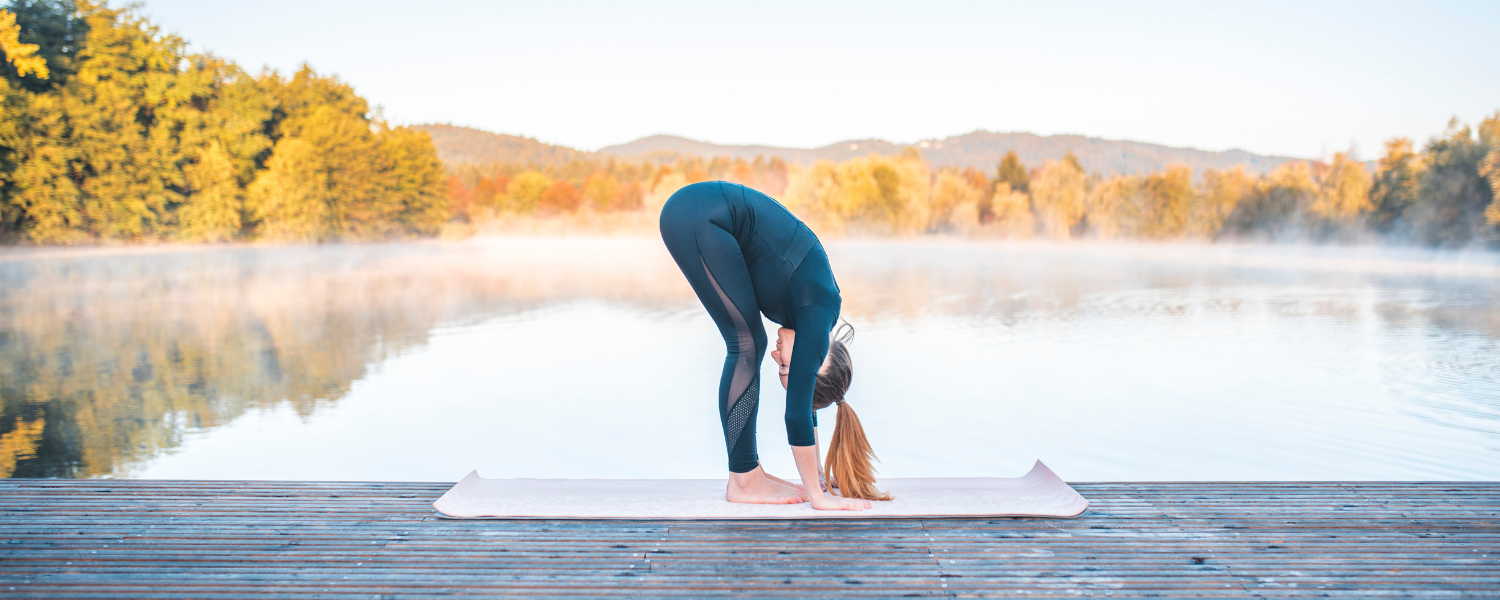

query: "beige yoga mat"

left=432, top=460, right=1088, bottom=519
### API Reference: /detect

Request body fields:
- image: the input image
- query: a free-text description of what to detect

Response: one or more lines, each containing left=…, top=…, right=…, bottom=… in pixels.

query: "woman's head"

left=815, top=322, right=892, bottom=501
left=811, top=322, right=855, bottom=410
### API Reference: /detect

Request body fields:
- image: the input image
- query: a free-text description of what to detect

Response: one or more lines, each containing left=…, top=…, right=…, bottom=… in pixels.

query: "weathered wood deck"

left=0, top=479, right=1495, bottom=598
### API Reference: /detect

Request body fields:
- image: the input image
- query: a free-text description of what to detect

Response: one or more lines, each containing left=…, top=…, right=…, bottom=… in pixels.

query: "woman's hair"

left=813, top=322, right=893, bottom=501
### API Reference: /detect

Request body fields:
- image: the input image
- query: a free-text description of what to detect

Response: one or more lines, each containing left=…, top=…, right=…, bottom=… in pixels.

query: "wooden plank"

left=0, top=480, right=1496, bottom=598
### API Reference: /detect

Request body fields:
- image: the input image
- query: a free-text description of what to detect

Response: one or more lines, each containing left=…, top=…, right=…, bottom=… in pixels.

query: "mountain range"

left=415, top=124, right=1300, bottom=176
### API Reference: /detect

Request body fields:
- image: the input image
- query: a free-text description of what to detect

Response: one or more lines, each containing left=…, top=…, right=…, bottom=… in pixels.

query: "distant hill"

left=417, top=124, right=1300, bottom=176
left=412, top=124, right=590, bottom=167
left=599, top=132, right=1298, bottom=176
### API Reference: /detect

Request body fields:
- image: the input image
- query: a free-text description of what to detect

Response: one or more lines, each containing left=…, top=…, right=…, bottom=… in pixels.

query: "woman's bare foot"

left=726, top=466, right=808, bottom=504
left=763, top=470, right=806, bottom=493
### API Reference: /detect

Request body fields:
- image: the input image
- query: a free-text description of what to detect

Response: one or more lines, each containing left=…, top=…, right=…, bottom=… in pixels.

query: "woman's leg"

left=660, top=194, right=768, bottom=473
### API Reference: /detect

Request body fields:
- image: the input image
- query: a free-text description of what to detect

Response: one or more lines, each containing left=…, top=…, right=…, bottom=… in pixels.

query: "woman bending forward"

left=659, top=181, right=890, bottom=511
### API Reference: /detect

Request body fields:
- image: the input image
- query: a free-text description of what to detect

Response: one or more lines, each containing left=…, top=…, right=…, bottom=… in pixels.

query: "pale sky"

left=140, top=0, right=1499, bottom=159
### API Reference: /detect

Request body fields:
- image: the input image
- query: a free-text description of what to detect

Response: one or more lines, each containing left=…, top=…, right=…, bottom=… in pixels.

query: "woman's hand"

left=790, top=445, right=871, bottom=511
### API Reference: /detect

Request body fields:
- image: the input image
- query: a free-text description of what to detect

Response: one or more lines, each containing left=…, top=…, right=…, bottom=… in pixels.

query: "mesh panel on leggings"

left=725, top=378, right=758, bottom=452
left=701, top=258, right=756, bottom=411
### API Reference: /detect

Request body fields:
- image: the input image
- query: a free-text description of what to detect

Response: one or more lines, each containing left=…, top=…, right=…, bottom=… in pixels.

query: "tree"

left=582, top=171, right=618, bottom=211
left=248, top=138, right=329, bottom=241
left=996, top=150, right=1029, bottom=194
left=615, top=180, right=643, bottom=211
left=1192, top=167, right=1254, bottom=238
left=3, top=0, right=82, bottom=92
left=505, top=171, right=549, bottom=213
left=1409, top=118, right=1494, bottom=246
left=539, top=179, right=581, bottom=213
left=0, top=2, right=453, bottom=244
left=989, top=182, right=1034, bottom=238
left=0, top=8, right=49, bottom=79
left=930, top=169, right=983, bottom=232
left=1478, top=113, right=1500, bottom=227
left=1369, top=138, right=1423, bottom=234
left=1311, top=151, right=1373, bottom=222
left=1223, top=161, right=1318, bottom=240
left=9, top=1, right=201, bottom=242
left=379, top=125, right=447, bottom=235
left=177, top=141, right=241, bottom=241
left=1483, top=148, right=1500, bottom=225
left=1031, top=153, right=1088, bottom=239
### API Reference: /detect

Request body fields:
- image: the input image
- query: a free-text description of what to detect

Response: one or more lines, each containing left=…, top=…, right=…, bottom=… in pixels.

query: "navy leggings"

left=660, top=199, right=769, bottom=473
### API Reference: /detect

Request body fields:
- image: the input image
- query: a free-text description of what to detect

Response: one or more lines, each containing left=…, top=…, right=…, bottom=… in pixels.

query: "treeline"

left=0, top=1, right=446, bottom=244
left=448, top=114, right=1500, bottom=247
left=445, top=154, right=790, bottom=220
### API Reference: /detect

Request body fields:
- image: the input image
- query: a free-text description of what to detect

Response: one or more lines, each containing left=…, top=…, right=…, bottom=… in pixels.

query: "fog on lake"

left=1, top=237, right=1497, bottom=482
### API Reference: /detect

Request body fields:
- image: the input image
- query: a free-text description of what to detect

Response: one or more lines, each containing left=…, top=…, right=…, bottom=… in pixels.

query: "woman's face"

left=770, top=327, right=794, bottom=390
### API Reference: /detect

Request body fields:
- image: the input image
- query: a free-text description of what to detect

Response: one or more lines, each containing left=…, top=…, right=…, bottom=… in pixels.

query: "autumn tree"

left=1311, top=151, right=1373, bottom=223
left=1369, top=138, right=1423, bottom=235
left=505, top=171, right=549, bottom=213
left=989, top=182, right=1034, bottom=238
left=6, top=1, right=210, bottom=242
left=1192, top=167, right=1254, bottom=238
left=540, top=179, right=581, bottom=213
left=0, top=2, right=447, bottom=244
left=930, top=169, right=983, bottom=232
left=1030, top=153, right=1088, bottom=239
left=1408, top=117, right=1496, bottom=246
left=583, top=171, right=619, bottom=211
left=996, top=150, right=1029, bottom=194
left=1223, top=161, right=1318, bottom=240
left=178, top=142, right=241, bottom=241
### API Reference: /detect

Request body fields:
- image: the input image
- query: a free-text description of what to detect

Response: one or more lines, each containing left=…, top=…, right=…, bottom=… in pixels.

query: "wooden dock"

left=0, top=479, right=1496, bottom=598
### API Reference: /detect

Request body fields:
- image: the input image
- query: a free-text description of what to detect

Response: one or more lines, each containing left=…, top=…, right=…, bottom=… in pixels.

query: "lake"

left=1, top=237, right=1497, bottom=482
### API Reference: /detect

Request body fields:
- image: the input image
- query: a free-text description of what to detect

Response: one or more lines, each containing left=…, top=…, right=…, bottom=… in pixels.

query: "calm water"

left=1, top=238, right=1497, bottom=482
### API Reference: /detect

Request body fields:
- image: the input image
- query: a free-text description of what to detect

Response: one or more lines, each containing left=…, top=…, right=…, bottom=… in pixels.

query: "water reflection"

left=0, top=239, right=1497, bottom=480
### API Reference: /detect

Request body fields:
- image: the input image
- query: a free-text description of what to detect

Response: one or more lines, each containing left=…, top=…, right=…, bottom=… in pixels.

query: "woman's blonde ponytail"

left=812, top=322, right=891, bottom=501
left=825, top=400, right=892, bottom=501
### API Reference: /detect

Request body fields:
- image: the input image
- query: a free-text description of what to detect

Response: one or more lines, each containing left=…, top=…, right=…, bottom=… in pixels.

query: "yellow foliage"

left=583, top=172, right=620, bottom=211
left=989, top=182, right=1035, bottom=238
left=1086, top=176, right=1133, bottom=240
left=1481, top=147, right=1500, bottom=225
left=1193, top=167, right=1255, bottom=237
left=1312, top=152, right=1374, bottom=220
left=931, top=170, right=984, bottom=232
left=0, top=417, right=45, bottom=478
left=1138, top=165, right=1195, bottom=238
left=0, top=9, right=48, bottom=79
left=179, top=142, right=243, bottom=242
left=782, top=153, right=930, bottom=234
left=1263, top=160, right=1318, bottom=196
left=249, top=138, right=332, bottom=241
left=506, top=171, right=551, bottom=213
left=1031, top=155, right=1089, bottom=239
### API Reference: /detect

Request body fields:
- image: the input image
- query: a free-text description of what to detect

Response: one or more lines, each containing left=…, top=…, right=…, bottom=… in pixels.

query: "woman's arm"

left=815, top=426, right=829, bottom=492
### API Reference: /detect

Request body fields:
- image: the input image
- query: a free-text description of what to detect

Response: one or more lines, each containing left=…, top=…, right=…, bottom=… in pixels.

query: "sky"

left=139, top=0, right=1500, bottom=159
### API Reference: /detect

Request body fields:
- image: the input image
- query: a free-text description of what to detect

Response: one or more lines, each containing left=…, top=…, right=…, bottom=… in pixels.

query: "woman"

left=659, top=181, right=890, bottom=511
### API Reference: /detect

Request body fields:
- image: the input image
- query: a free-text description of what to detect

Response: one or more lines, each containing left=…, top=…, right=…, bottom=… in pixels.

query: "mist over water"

left=1, top=238, right=1496, bottom=482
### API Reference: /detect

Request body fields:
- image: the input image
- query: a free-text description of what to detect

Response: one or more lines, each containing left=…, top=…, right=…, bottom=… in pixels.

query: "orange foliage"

left=615, top=181, right=644, bottom=211
left=447, top=175, right=472, bottom=221
left=539, top=180, right=583, bottom=213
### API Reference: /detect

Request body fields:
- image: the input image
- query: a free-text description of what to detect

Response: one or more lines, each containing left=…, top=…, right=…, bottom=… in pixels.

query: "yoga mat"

left=433, top=460, right=1088, bottom=519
